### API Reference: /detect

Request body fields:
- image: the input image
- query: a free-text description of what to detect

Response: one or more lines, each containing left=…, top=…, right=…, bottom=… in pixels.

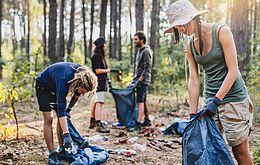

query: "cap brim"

left=164, top=10, right=208, bottom=34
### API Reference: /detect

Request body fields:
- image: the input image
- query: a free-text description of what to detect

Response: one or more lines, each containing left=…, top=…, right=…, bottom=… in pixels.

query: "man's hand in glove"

left=128, top=79, right=140, bottom=88
left=62, top=132, right=73, bottom=150
left=189, top=113, right=196, bottom=120
left=201, top=97, right=221, bottom=117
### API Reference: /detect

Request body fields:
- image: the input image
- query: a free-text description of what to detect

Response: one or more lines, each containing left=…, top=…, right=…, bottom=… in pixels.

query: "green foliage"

left=0, top=49, right=49, bottom=139
left=151, top=40, right=188, bottom=97
left=0, top=82, right=19, bottom=139
left=254, top=141, right=260, bottom=164
left=246, top=40, right=260, bottom=122
left=10, top=55, right=36, bottom=100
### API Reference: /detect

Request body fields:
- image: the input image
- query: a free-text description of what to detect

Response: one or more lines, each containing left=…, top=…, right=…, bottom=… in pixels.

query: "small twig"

left=11, top=97, right=19, bottom=140
left=171, top=139, right=182, bottom=145
left=121, top=157, right=136, bottom=163
left=1, top=160, right=13, bottom=165
left=147, top=143, right=162, bottom=151
left=25, top=124, right=41, bottom=132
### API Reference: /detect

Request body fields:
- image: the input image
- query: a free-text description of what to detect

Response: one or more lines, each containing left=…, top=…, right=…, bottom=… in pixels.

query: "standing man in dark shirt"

left=129, top=32, right=153, bottom=131
left=35, top=62, right=97, bottom=164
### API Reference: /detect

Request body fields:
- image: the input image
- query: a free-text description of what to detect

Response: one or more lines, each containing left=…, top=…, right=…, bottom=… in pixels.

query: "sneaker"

left=112, top=122, right=124, bottom=128
left=89, top=118, right=96, bottom=129
left=48, top=151, right=60, bottom=165
left=96, top=122, right=110, bottom=133
left=142, top=119, right=151, bottom=127
left=127, top=122, right=142, bottom=132
left=57, top=147, right=73, bottom=162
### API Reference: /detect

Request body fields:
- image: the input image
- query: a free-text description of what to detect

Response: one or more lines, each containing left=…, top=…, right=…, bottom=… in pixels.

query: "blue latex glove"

left=128, top=79, right=140, bottom=88
left=108, top=79, right=112, bottom=88
left=62, top=133, right=73, bottom=150
left=189, top=113, right=196, bottom=120
left=136, top=80, right=142, bottom=88
left=66, top=111, right=71, bottom=118
left=66, top=107, right=72, bottom=118
left=201, top=97, right=221, bottom=117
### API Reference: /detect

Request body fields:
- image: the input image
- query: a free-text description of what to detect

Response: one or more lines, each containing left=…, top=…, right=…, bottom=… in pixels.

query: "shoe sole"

left=142, top=124, right=152, bottom=127
left=97, top=130, right=110, bottom=133
left=112, top=126, right=125, bottom=129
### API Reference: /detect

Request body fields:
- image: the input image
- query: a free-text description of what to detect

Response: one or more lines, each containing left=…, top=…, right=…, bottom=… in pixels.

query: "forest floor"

left=0, top=94, right=260, bottom=165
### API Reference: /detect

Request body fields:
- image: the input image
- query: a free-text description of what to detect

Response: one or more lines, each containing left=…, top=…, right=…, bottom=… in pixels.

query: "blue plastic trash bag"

left=163, top=120, right=188, bottom=136
left=56, top=114, right=109, bottom=165
left=182, top=110, right=235, bottom=165
left=109, top=81, right=138, bottom=128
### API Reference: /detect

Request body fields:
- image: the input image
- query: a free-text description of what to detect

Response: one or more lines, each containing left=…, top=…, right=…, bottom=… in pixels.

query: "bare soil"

left=0, top=94, right=259, bottom=165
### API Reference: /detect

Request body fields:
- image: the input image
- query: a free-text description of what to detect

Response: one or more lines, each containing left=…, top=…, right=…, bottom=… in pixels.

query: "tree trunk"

left=43, top=0, right=47, bottom=56
left=82, top=0, right=88, bottom=64
left=150, top=0, right=160, bottom=83
left=128, top=0, right=133, bottom=65
left=48, top=0, right=58, bottom=63
left=12, top=0, right=18, bottom=58
left=150, top=0, right=160, bottom=64
left=58, top=0, right=65, bottom=61
left=226, top=0, right=231, bottom=26
left=117, top=0, right=122, bottom=61
left=134, top=0, right=144, bottom=67
left=109, top=0, right=113, bottom=59
left=0, top=0, right=2, bottom=79
left=89, top=0, right=94, bottom=57
left=99, top=0, right=107, bottom=37
left=231, top=0, right=251, bottom=78
left=135, top=0, right=144, bottom=31
left=112, top=0, right=117, bottom=59
left=252, top=0, right=258, bottom=54
left=20, top=0, right=26, bottom=54
left=67, top=0, right=75, bottom=60
left=26, top=0, right=30, bottom=56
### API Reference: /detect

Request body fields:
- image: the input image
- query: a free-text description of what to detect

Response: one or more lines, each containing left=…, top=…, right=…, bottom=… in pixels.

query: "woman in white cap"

left=164, top=0, right=254, bottom=164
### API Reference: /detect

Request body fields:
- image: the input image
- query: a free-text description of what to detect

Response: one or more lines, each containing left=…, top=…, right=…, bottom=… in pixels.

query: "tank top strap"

left=212, top=23, right=226, bottom=46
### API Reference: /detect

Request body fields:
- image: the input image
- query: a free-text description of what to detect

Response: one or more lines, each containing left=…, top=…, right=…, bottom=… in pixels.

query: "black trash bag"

left=163, top=120, right=188, bottom=136
left=182, top=110, right=235, bottom=165
left=109, top=81, right=138, bottom=129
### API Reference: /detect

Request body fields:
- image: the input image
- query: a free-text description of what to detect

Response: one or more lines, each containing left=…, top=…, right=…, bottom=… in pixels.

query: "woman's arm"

left=185, top=44, right=200, bottom=114
left=216, top=26, right=239, bottom=100
left=95, top=68, right=110, bottom=74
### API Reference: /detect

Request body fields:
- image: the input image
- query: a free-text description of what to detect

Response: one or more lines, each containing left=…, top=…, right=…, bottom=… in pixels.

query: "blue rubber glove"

left=66, top=111, right=71, bottom=118
left=128, top=79, right=140, bottom=88
left=108, top=79, right=112, bottom=88
left=62, top=133, right=73, bottom=150
left=189, top=113, right=196, bottom=120
left=201, top=97, right=221, bottom=117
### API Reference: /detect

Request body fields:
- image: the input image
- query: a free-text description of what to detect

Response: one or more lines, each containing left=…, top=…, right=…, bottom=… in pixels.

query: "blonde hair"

left=68, top=66, right=97, bottom=96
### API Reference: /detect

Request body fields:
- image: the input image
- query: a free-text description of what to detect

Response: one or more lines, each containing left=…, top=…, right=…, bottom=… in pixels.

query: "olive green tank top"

left=190, top=24, right=247, bottom=103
